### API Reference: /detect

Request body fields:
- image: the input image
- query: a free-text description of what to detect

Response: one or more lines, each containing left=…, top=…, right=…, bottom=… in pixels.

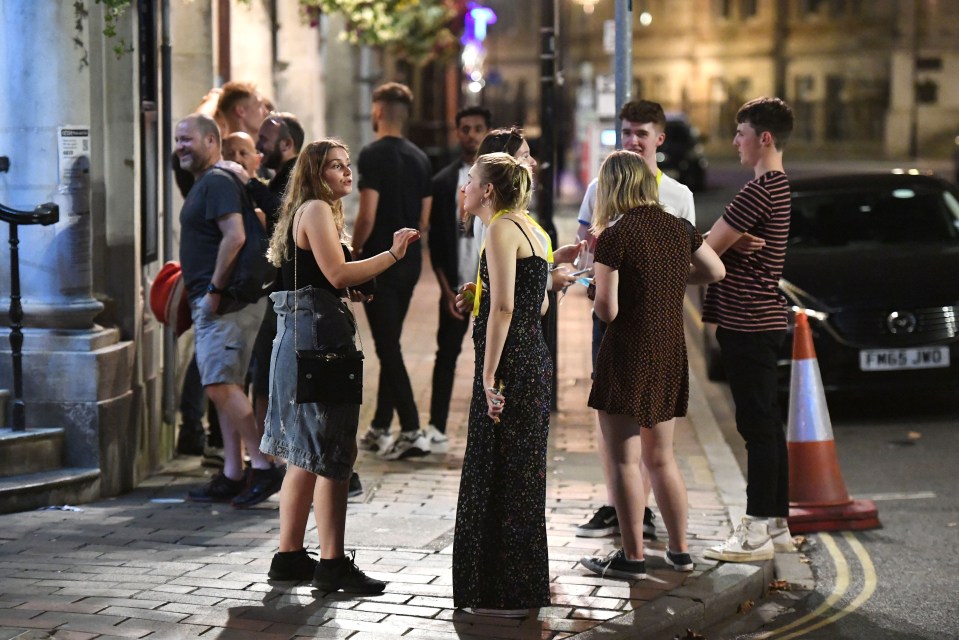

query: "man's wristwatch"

left=206, top=283, right=224, bottom=295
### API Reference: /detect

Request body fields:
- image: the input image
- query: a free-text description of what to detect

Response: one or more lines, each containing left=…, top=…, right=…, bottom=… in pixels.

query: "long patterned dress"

left=452, top=244, right=553, bottom=610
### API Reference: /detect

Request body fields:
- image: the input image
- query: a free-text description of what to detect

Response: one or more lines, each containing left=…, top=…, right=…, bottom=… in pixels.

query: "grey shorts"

left=190, top=297, right=267, bottom=386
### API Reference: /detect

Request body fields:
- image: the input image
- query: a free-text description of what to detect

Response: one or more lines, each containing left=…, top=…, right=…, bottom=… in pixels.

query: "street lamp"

left=571, top=0, right=600, bottom=15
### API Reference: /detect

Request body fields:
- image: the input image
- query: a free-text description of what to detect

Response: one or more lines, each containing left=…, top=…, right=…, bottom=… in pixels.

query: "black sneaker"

left=312, top=551, right=386, bottom=594
left=176, top=422, right=206, bottom=456
left=232, top=464, right=285, bottom=509
left=348, top=472, right=363, bottom=498
left=665, top=550, right=694, bottom=572
left=268, top=548, right=318, bottom=581
left=579, top=549, right=647, bottom=580
left=643, top=507, right=657, bottom=540
left=575, top=505, right=619, bottom=537
left=188, top=472, right=246, bottom=502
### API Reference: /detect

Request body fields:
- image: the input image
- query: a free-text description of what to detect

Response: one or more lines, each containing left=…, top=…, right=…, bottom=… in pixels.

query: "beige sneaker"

left=704, top=517, right=774, bottom=562
left=770, top=517, right=797, bottom=552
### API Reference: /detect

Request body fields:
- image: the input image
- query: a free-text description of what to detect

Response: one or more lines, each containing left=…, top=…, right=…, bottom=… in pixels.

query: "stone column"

left=0, top=1, right=102, bottom=329
left=0, top=1, right=135, bottom=498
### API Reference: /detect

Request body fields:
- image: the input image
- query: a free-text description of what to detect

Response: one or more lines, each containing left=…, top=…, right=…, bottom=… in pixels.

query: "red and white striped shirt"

left=702, top=171, right=791, bottom=331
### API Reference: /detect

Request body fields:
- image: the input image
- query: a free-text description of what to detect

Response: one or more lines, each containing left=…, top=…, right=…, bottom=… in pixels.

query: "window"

left=741, top=0, right=757, bottom=18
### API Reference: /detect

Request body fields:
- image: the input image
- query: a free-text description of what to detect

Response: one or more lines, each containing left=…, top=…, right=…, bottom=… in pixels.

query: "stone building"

left=0, top=0, right=368, bottom=511
left=482, top=0, right=959, bottom=158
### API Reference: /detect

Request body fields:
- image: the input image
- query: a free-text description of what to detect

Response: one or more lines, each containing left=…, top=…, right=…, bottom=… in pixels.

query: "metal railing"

left=0, top=156, right=59, bottom=431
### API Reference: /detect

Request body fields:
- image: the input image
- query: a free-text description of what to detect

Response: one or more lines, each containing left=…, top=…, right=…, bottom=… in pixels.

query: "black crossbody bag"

left=292, top=215, right=364, bottom=405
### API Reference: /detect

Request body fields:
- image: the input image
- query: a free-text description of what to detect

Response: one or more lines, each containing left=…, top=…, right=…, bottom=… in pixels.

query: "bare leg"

left=598, top=411, right=646, bottom=560
left=279, top=465, right=317, bottom=552
left=206, top=383, right=273, bottom=478
left=640, top=418, right=688, bottom=553
left=314, top=442, right=356, bottom=560
left=313, top=475, right=349, bottom=559
left=597, top=413, right=653, bottom=508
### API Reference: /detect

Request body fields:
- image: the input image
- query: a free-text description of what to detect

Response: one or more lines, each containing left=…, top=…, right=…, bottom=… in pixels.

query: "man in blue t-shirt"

left=352, top=83, right=434, bottom=461
left=176, top=114, right=283, bottom=507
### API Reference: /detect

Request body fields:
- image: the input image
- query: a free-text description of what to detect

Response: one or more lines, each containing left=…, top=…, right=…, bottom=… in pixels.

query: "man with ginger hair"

left=215, top=81, right=269, bottom=137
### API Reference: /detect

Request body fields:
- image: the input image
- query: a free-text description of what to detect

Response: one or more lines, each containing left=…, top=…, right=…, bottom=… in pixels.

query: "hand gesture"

left=455, top=282, right=476, bottom=315
left=732, top=232, right=765, bottom=255
left=484, top=382, right=505, bottom=423
left=553, top=240, right=587, bottom=265
left=215, top=159, right=250, bottom=183
left=443, top=287, right=465, bottom=320
left=389, top=228, right=421, bottom=260
left=550, top=265, right=578, bottom=293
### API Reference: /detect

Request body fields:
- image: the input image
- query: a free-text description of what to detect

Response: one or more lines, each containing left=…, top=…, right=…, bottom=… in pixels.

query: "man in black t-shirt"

left=175, top=114, right=283, bottom=508
left=353, top=83, right=434, bottom=460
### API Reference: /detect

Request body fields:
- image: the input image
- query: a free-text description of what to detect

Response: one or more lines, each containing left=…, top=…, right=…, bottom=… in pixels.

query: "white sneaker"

left=769, top=517, right=797, bottom=553
left=703, top=517, right=775, bottom=563
left=358, top=427, right=393, bottom=453
left=379, top=430, right=431, bottom=460
left=423, top=425, right=449, bottom=453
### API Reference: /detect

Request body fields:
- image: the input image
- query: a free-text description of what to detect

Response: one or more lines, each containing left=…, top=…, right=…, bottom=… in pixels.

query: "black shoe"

left=348, top=472, right=363, bottom=498
left=268, top=548, right=318, bottom=581
left=188, top=472, right=246, bottom=502
left=575, top=505, right=619, bottom=538
left=312, top=551, right=386, bottom=594
left=643, top=507, right=657, bottom=540
left=579, top=549, right=647, bottom=581
left=232, top=464, right=285, bottom=509
left=665, top=550, right=694, bottom=572
left=176, top=422, right=206, bottom=456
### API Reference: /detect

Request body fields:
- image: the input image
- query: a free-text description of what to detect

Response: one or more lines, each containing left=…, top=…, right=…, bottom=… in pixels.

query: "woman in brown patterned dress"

left=579, top=151, right=725, bottom=580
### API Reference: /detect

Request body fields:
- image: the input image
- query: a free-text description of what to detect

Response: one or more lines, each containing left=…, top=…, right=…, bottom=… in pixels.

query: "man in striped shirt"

left=702, top=97, right=797, bottom=563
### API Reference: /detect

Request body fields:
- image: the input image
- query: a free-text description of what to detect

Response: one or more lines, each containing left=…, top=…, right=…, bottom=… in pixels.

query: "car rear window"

left=789, top=185, right=959, bottom=247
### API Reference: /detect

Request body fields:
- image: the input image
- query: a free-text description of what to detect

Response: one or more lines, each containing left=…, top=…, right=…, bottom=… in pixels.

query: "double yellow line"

left=757, top=532, right=877, bottom=639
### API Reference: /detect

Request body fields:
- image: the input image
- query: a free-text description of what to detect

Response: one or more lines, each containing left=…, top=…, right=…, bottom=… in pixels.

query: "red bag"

left=149, top=261, right=192, bottom=337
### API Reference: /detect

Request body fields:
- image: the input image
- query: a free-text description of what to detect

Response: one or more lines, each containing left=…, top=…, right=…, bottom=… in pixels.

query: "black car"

left=658, top=114, right=708, bottom=191
left=703, top=172, right=959, bottom=394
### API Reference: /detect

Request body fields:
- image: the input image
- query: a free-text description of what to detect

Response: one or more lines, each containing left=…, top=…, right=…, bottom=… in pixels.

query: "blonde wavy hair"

left=268, top=138, right=350, bottom=267
left=591, top=150, right=659, bottom=234
left=474, top=152, right=533, bottom=213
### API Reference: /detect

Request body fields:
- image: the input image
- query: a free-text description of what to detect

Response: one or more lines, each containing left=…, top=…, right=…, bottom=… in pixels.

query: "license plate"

left=859, top=347, right=950, bottom=371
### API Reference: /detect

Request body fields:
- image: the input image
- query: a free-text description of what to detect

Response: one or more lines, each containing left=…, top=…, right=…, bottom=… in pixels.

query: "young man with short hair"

left=353, top=83, right=434, bottom=460
left=575, top=100, right=695, bottom=542
left=702, top=96, right=797, bottom=562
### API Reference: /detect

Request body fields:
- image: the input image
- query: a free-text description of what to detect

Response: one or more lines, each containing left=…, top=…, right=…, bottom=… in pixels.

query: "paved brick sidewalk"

left=0, top=224, right=774, bottom=639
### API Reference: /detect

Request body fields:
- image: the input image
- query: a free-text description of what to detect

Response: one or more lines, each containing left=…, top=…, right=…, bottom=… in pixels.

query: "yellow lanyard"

left=472, top=210, right=554, bottom=317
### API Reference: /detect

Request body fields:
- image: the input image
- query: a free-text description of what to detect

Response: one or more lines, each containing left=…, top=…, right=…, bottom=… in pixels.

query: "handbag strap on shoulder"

left=292, top=207, right=363, bottom=354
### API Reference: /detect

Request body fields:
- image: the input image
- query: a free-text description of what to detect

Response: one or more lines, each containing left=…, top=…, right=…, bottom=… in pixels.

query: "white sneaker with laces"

left=703, top=517, right=775, bottom=562
left=769, top=517, right=797, bottom=552
left=423, top=425, right=449, bottom=453
left=379, top=430, right=431, bottom=460
left=358, top=428, right=393, bottom=453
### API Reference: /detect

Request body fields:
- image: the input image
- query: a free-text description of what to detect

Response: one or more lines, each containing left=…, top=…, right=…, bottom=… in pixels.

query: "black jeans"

left=364, top=257, right=421, bottom=433
left=716, top=327, right=788, bottom=518
left=429, top=297, right=470, bottom=432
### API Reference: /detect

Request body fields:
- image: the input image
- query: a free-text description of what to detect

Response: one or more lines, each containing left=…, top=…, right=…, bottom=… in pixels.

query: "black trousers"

left=364, top=257, right=421, bottom=433
left=429, top=297, right=471, bottom=432
left=716, top=327, right=788, bottom=518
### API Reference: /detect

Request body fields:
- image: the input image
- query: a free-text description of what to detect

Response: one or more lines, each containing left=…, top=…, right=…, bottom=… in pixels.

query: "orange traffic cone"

left=786, top=311, right=880, bottom=533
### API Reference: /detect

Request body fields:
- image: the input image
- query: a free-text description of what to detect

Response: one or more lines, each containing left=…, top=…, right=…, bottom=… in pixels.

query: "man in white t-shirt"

left=574, top=100, right=697, bottom=541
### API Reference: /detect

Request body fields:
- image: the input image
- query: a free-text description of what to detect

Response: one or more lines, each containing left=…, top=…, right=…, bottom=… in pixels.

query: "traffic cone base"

left=788, top=499, right=880, bottom=534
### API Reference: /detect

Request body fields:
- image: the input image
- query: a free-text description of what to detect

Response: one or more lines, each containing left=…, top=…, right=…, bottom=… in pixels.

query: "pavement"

left=0, top=209, right=813, bottom=639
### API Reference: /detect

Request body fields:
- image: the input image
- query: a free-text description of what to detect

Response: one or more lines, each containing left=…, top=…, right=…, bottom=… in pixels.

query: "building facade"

left=482, top=0, right=959, bottom=159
